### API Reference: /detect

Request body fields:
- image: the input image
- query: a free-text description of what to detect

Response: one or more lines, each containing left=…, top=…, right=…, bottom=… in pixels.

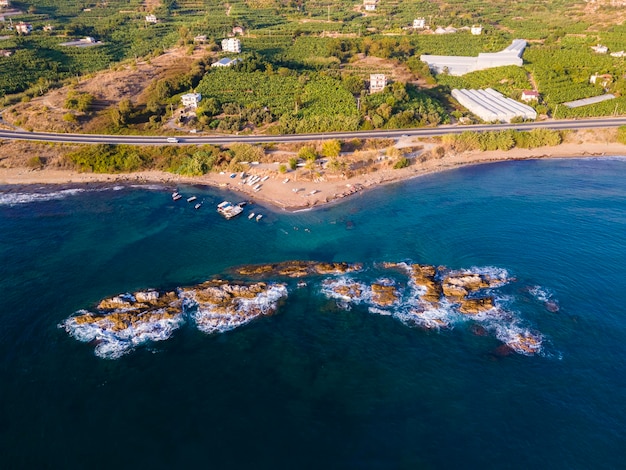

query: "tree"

left=321, top=139, right=341, bottom=158
left=298, top=146, right=317, bottom=161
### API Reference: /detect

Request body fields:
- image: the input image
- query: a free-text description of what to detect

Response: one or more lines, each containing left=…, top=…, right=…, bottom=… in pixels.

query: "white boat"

left=283, top=178, right=290, bottom=184
left=261, top=176, right=269, bottom=182
left=172, top=192, right=182, bottom=201
left=194, top=203, right=202, bottom=210
left=248, top=212, right=255, bottom=219
left=253, top=184, right=262, bottom=191
left=217, top=201, right=243, bottom=219
left=309, top=190, right=318, bottom=195
left=187, top=196, right=197, bottom=202
left=256, top=214, right=263, bottom=222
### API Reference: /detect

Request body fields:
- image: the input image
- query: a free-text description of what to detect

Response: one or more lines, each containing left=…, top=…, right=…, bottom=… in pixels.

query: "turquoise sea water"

left=1, top=158, right=626, bottom=468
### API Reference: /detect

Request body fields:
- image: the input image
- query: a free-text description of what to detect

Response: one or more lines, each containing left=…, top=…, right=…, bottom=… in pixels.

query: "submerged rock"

left=370, top=280, right=399, bottom=307
left=234, top=260, right=362, bottom=279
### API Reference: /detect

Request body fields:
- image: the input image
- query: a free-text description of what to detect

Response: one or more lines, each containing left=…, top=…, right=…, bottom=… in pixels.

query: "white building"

left=413, top=18, right=426, bottom=29
left=15, top=22, right=33, bottom=34
left=471, top=25, right=482, bottom=35
left=610, top=50, right=626, bottom=57
left=0, top=0, right=10, bottom=8
left=590, top=73, right=612, bottom=87
left=181, top=93, right=202, bottom=109
left=221, top=38, right=241, bottom=53
left=434, top=26, right=457, bottom=34
left=521, top=90, right=540, bottom=102
left=369, top=74, right=387, bottom=93
left=364, top=0, right=377, bottom=11
left=452, top=88, right=537, bottom=123
left=194, top=35, right=207, bottom=44
left=421, top=39, right=527, bottom=76
left=591, top=44, right=608, bottom=54
left=211, top=57, right=241, bottom=67
left=145, top=14, right=158, bottom=24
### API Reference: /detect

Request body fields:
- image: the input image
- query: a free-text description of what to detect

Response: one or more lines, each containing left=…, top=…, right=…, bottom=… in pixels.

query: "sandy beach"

left=1, top=140, right=625, bottom=211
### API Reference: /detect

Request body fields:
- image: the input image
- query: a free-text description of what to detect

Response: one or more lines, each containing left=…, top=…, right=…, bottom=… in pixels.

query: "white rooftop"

left=421, top=39, right=527, bottom=76
left=452, top=88, right=537, bottom=123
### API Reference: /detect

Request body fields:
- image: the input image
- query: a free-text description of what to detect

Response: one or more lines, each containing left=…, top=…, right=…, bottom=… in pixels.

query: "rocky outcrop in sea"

left=60, top=260, right=547, bottom=359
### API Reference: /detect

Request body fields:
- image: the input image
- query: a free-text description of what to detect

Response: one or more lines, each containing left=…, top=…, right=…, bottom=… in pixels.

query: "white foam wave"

left=60, top=309, right=185, bottom=360
left=493, top=323, right=543, bottom=356
left=188, top=284, right=288, bottom=334
left=0, top=188, right=86, bottom=206
left=393, top=304, right=457, bottom=330
left=528, top=285, right=557, bottom=303
left=320, top=277, right=369, bottom=306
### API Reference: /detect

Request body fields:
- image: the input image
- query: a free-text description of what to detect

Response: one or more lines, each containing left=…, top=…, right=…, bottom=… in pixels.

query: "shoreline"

left=2, top=141, right=626, bottom=211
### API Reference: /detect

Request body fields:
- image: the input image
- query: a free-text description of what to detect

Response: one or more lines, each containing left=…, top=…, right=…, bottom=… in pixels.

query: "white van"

left=166, top=137, right=179, bottom=143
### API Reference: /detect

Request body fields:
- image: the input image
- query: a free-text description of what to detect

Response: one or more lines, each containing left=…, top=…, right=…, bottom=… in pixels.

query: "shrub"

left=298, top=146, right=317, bottom=161
left=618, top=126, right=626, bottom=145
left=393, top=157, right=410, bottom=169
left=26, top=156, right=44, bottom=169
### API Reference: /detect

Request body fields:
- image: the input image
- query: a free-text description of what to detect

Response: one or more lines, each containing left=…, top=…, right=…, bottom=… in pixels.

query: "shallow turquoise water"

left=1, top=158, right=626, bottom=468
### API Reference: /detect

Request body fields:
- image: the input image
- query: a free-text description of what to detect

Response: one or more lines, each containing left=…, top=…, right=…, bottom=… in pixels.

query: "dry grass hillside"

left=1, top=47, right=211, bottom=134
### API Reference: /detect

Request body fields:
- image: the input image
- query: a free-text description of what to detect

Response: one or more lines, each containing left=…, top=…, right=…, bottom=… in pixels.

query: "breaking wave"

left=185, top=283, right=288, bottom=334
left=0, top=188, right=86, bottom=206
left=60, top=308, right=185, bottom=360
left=60, top=261, right=555, bottom=359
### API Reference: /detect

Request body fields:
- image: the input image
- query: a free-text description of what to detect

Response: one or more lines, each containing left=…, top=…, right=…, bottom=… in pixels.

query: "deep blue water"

left=1, top=158, right=626, bottom=469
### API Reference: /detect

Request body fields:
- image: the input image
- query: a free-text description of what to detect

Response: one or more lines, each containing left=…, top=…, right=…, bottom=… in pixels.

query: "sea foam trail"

left=0, top=188, right=85, bottom=206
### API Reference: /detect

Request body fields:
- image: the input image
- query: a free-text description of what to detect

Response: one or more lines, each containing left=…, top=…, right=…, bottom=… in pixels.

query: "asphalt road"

left=2, top=117, right=626, bottom=146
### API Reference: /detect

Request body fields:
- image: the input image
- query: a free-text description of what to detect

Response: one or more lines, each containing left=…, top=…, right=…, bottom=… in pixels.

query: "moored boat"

left=256, top=214, right=263, bottom=222
left=248, top=212, right=255, bottom=219
left=217, top=201, right=244, bottom=219
left=187, top=196, right=197, bottom=202
left=172, top=191, right=182, bottom=201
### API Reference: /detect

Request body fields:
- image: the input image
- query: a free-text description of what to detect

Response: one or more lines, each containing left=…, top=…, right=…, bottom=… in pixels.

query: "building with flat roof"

left=211, top=57, right=241, bottom=67
left=222, top=38, right=241, bottom=53
left=181, top=93, right=202, bottom=108
left=369, top=74, right=387, bottom=93
left=364, top=0, right=377, bottom=11
left=15, top=22, right=33, bottom=35
left=452, top=88, right=537, bottom=122
left=413, top=18, right=426, bottom=29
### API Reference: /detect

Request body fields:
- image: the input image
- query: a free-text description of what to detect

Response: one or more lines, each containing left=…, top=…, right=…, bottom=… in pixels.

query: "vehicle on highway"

left=166, top=137, right=179, bottom=143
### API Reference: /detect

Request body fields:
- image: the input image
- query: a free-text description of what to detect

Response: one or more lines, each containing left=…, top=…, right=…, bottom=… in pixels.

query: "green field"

left=3, top=0, right=626, bottom=127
